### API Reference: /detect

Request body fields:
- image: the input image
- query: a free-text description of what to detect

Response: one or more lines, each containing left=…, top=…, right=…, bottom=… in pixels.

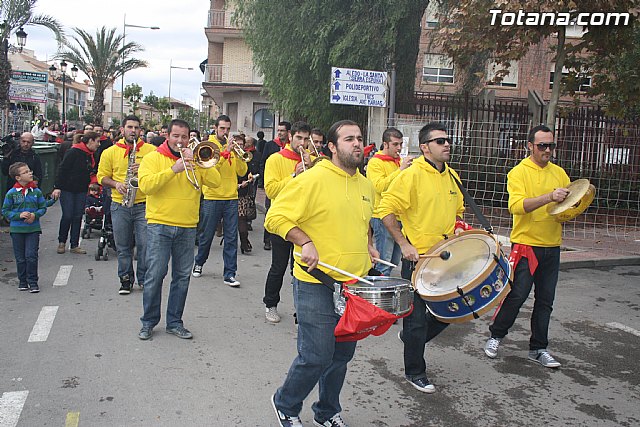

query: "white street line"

left=606, top=322, right=640, bottom=338
left=53, top=265, right=73, bottom=287
left=28, top=306, right=59, bottom=343
left=0, top=390, right=29, bottom=427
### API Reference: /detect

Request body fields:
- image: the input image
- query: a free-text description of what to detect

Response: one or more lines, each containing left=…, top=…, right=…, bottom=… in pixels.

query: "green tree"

left=233, top=0, right=429, bottom=130
left=177, top=106, right=195, bottom=128
left=1, top=0, right=64, bottom=110
left=56, top=26, right=147, bottom=126
left=66, top=105, right=79, bottom=121
left=83, top=108, right=95, bottom=125
left=143, top=90, right=159, bottom=108
left=435, top=0, right=638, bottom=127
left=124, top=83, right=143, bottom=116
left=46, top=104, right=60, bottom=122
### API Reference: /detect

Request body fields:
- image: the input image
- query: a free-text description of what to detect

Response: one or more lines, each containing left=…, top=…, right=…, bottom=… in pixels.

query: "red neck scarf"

left=245, top=146, right=256, bottom=153
left=363, top=143, right=377, bottom=157
left=116, top=139, right=144, bottom=157
left=278, top=145, right=301, bottom=161
left=157, top=141, right=180, bottom=160
left=274, top=137, right=288, bottom=149
left=13, top=181, right=37, bottom=196
left=73, top=143, right=96, bottom=169
left=373, top=152, right=400, bottom=166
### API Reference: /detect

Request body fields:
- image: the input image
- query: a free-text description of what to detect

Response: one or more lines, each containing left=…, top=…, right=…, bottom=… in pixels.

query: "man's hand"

left=300, top=242, right=319, bottom=271
left=400, top=156, right=413, bottom=170
left=400, top=242, right=419, bottom=262
left=294, top=162, right=306, bottom=176
left=114, top=182, right=127, bottom=195
left=550, top=187, right=570, bottom=203
left=51, top=189, right=61, bottom=200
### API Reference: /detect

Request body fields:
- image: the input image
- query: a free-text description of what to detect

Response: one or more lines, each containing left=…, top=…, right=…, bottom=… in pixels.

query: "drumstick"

left=419, top=251, right=451, bottom=260
left=293, top=251, right=375, bottom=286
left=372, top=257, right=397, bottom=268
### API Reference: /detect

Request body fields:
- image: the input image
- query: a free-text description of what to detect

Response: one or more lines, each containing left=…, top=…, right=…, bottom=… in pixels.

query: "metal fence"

left=384, top=93, right=640, bottom=255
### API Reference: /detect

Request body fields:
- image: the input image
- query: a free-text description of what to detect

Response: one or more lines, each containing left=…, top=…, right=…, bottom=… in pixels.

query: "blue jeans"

left=401, top=259, right=449, bottom=379
left=371, top=217, right=402, bottom=275
left=58, top=191, right=86, bottom=247
left=490, top=246, right=560, bottom=350
left=11, top=232, right=40, bottom=286
left=110, top=202, right=148, bottom=284
left=274, top=278, right=357, bottom=422
left=195, top=199, right=238, bottom=280
left=140, top=224, right=196, bottom=329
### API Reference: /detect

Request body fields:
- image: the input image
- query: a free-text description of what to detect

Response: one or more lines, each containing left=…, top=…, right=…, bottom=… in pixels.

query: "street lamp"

left=2, top=23, right=28, bottom=59
left=48, top=60, right=78, bottom=126
left=121, top=14, right=159, bottom=119
left=168, top=59, right=194, bottom=118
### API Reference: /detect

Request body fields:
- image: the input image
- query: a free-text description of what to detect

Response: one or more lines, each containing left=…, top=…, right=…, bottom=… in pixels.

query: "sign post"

left=330, top=67, right=388, bottom=108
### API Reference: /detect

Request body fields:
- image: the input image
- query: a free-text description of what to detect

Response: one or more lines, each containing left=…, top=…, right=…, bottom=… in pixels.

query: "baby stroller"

left=82, top=184, right=105, bottom=239
left=95, top=188, right=116, bottom=261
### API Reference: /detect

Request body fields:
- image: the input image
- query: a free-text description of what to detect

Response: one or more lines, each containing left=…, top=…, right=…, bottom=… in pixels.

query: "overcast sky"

left=21, top=0, right=210, bottom=108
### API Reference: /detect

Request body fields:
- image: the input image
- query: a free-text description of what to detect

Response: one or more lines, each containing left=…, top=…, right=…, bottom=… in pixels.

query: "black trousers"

left=263, top=196, right=272, bottom=244
left=263, top=233, right=293, bottom=308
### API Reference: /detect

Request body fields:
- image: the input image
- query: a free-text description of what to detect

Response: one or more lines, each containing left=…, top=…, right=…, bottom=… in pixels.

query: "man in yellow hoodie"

left=366, top=127, right=412, bottom=275
left=137, top=119, right=221, bottom=341
left=378, top=122, right=466, bottom=394
left=267, top=120, right=378, bottom=427
left=262, top=121, right=312, bottom=324
left=97, top=115, right=156, bottom=295
left=192, top=115, right=248, bottom=287
left=484, top=124, right=569, bottom=368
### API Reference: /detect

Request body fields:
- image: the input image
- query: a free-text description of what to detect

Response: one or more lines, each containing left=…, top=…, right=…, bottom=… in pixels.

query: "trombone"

left=177, top=137, right=221, bottom=190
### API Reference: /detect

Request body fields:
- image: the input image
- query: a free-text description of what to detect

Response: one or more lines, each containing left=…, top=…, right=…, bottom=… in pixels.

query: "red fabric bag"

left=334, top=287, right=413, bottom=342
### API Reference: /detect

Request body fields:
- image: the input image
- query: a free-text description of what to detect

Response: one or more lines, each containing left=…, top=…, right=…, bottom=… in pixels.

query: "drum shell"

left=412, top=230, right=512, bottom=323
left=348, top=276, right=413, bottom=316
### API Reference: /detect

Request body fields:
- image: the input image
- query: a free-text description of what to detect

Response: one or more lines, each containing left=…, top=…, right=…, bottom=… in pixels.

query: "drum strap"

left=449, top=171, right=493, bottom=234
left=455, top=287, right=480, bottom=319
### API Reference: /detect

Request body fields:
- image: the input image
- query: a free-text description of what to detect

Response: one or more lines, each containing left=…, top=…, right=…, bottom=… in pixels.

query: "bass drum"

left=412, top=230, right=512, bottom=323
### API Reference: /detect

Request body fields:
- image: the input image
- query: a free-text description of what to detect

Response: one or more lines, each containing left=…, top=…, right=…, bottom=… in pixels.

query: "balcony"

left=205, top=64, right=263, bottom=85
left=208, top=9, right=237, bottom=28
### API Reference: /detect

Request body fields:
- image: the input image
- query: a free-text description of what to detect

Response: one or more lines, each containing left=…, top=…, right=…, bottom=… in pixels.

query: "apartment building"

left=202, top=0, right=274, bottom=135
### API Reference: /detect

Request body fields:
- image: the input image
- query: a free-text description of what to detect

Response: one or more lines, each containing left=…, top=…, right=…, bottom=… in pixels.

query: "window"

left=549, top=66, right=592, bottom=92
left=487, top=61, right=519, bottom=87
left=422, top=54, right=454, bottom=84
left=424, top=2, right=439, bottom=29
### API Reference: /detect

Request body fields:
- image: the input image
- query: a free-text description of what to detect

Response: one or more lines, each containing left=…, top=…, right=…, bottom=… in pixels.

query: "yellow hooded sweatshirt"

left=264, top=144, right=298, bottom=200
left=265, top=159, right=375, bottom=283
left=138, top=150, right=221, bottom=228
left=377, top=156, right=464, bottom=253
left=366, top=151, right=401, bottom=219
left=202, top=134, right=248, bottom=200
left=508, top=157, right=570, bottom=247
left=97, top=140, right=156, bottom=204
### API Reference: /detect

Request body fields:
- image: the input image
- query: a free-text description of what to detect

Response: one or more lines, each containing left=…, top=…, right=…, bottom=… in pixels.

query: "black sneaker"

left=119, top=282, right=132, bottom=295
left=313, top=413, right=349, bottom=427
left=29, top=284, right=40, bottom=293
left=18, top=283, right=29, bottom=291
left=166, top=326, right=193, bottom=339
left=271, top=394, right=303, bottom=427
left=192, top=264, right=203, bottom=278
left=406, top=376, right=436, bottom=393
left=138, top=327, right=153, bottom=340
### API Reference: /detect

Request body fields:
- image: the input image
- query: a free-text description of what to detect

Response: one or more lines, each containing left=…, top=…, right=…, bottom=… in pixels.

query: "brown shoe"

left=57, top=243, right=66, bottom=254
left=70, top=246, right=86, bottom=254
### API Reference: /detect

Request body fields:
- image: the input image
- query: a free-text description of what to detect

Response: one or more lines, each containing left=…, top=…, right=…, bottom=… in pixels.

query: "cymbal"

left=547, top=179, right=592, bottom=215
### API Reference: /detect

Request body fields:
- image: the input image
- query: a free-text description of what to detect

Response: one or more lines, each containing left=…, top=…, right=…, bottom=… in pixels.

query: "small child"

left=1, top=162, right=47, bottom=293
left=85, top=183, right=104, bottom=216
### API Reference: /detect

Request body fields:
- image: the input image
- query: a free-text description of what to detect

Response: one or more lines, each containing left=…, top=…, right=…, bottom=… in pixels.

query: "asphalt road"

left=1, top=205, right=639, bottom=427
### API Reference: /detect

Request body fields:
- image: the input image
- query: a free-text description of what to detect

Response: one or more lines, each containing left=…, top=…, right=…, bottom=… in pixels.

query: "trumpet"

left=298, top=144, right=326, bottom=172
left=228, top=135, right=253, bottom=162
left=177, top=137, right=221, bottom=190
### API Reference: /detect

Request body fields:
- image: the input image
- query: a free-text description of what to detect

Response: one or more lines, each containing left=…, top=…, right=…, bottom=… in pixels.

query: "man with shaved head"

left=2, top=132, right=43, bottom=191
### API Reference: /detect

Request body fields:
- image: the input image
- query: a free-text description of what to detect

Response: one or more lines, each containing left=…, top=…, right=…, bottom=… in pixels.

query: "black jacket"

left=54, top=147, right=95, bottom=193
left=1, top=149, right=43, bottom=191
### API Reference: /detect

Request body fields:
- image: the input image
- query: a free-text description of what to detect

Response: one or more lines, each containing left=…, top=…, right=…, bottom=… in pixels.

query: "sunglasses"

left=534, top=143, right=557, bottom=150
left=425, top=137, right=452, bottom=145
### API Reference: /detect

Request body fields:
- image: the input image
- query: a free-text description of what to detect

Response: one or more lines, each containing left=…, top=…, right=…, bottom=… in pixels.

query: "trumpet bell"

left=194, top=141, right=220, bottom=168
left=241, top=151, right=253, bottom=162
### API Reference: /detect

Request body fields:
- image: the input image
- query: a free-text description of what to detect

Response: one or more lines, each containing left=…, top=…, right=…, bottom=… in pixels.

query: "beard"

left=336, top=148, right=364, bottom=170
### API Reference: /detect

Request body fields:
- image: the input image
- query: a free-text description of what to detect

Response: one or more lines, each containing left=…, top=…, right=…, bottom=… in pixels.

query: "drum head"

left=414, top=232, right=498, bottom=298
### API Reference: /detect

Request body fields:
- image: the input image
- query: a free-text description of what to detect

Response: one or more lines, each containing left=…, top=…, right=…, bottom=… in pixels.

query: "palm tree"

left=57, top=26, right=147, bottom=125
left=1, top=0, right=64, bottom=109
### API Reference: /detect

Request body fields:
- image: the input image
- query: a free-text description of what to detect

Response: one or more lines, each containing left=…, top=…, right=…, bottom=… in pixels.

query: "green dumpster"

left=0, top=154, right=6, bottom=203
left=33, top=143, right=60, bottom=196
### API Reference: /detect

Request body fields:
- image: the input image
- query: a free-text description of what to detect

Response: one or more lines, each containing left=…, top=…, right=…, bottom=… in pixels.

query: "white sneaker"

left=484, top=337, right=502, bottom=359
left=224, top=276, right=240, bottom=287
left=266, top=307, right=281, bottom=323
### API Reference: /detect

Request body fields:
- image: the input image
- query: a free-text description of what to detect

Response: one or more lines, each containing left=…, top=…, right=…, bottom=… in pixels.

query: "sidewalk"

left=254, top=187, right=640, bottom=271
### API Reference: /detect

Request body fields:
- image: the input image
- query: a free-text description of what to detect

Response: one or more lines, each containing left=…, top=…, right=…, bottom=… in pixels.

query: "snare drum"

left=412, top=230, right=511, bottom=323
left=348, top=276, right=413, bottom=316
